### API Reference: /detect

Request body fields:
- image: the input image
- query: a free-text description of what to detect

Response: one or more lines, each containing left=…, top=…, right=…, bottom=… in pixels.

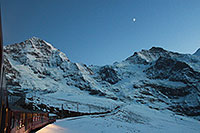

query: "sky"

left=1, top=0, right=200, bottom=65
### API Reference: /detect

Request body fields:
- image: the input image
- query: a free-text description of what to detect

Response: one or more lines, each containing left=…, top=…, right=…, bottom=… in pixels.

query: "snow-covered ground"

left=31, top=91, right=122, bottom=113
left=37, top=103, right=200, bottom=133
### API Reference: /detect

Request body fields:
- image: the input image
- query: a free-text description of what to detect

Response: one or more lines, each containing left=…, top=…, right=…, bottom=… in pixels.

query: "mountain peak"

left=4, top=36, right=70, bottom=64
left=29, top=36, right=40, bottom=41
left=26, top=37, right=56, bottom=50
left=149, top=47, right=167, bottom=52
left=5, top=36, right=56, bottom=52
left=126, top=47, right=176, bottom=64
left=193, top=48, right=200, bottom=56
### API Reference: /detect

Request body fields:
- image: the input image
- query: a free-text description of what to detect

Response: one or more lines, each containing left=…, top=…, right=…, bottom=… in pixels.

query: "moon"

left=132, top=18, right=136, bottom=22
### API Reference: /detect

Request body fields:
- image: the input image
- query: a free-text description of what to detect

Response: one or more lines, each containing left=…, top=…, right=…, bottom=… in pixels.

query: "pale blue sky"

left=2, top=0, right=200, bottom=65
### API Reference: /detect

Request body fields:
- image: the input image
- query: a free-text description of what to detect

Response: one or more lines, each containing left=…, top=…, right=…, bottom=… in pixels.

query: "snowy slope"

left=193, top=48, right=200, bottom=56
left=4, top=37, right=200, bottom=130
left=38, top=104, right=200, bottom=133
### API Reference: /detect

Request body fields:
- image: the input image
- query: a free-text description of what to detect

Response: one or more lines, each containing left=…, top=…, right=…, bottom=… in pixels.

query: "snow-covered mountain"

left=4, top=37, right=200, bottom=132
left=193, top=48, right=200, bottom=56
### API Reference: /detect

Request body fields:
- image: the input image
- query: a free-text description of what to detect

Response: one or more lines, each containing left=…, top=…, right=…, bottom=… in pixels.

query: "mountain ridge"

left=194, top=48, right=200, bottom=56
left=4, top=37, right=200, bottom=121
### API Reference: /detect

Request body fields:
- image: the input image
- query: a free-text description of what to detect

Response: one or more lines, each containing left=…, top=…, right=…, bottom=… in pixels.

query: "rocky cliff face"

left=4, top=38, right=200, bottom=120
